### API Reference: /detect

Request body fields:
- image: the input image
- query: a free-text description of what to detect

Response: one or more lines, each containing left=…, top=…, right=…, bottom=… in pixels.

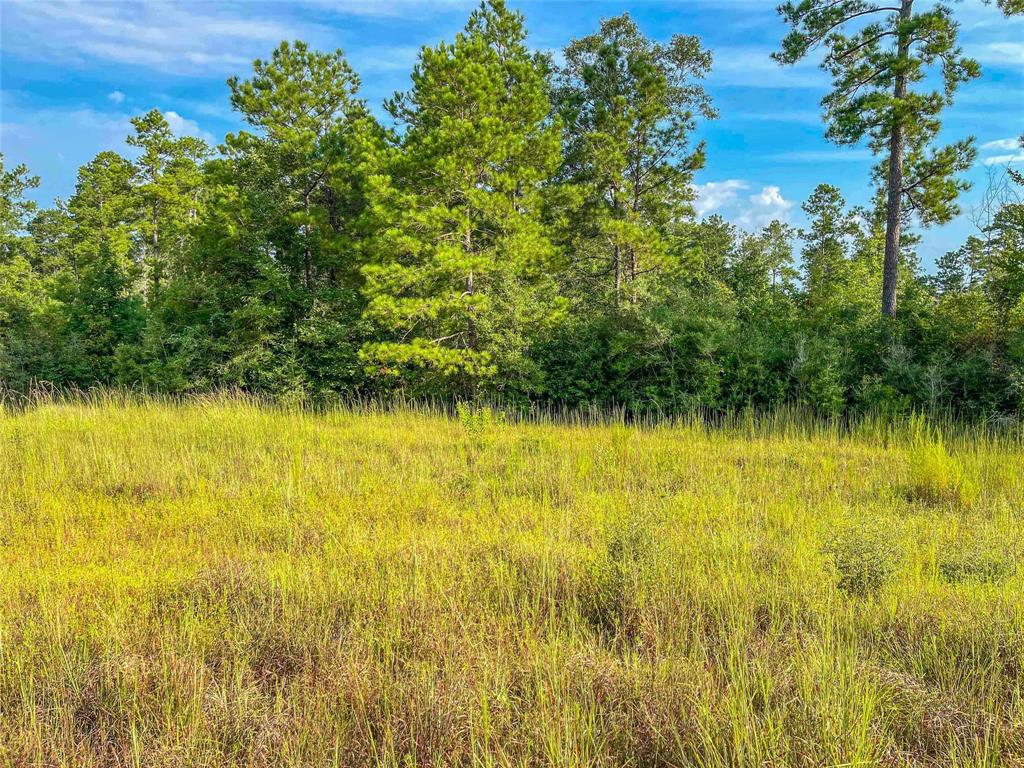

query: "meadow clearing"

left=0, top=396, right=1021, bottom=767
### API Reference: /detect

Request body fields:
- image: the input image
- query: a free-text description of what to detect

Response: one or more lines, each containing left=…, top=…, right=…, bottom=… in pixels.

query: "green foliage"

left=826, top=522, right=901, bottom=597
left=905, top=436, right=979, bottom=507
left=993, top=0, right=1024, bottom=14
left=938, top=546, right=1014, bottom=585
left=800, top=184, right=859, bottom=306
left=0, top=157, right=39, bottom=263
left=456, top=401, right=506, bottom=435
left=361, top=0, right=564, bottom=395
left=775, top=0, right=982, bottom=316
left=0, top=4, right=1021, bottom=419
left=553, top=13, right=714, bottom=307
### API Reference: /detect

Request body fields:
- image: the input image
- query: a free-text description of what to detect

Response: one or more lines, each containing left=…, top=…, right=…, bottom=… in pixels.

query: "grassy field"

left=0, top=397, right=1022, bottom=767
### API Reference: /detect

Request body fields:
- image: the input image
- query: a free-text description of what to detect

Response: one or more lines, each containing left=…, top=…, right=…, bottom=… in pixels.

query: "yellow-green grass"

left=1, top=396, right=1021, bottom=767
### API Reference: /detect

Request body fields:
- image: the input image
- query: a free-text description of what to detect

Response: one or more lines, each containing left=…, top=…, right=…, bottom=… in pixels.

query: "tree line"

left=1, top=0, right=1022, bottom=416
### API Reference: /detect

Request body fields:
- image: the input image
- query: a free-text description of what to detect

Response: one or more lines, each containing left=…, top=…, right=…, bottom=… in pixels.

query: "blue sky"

left=2, top=0, right=1021, bottom=268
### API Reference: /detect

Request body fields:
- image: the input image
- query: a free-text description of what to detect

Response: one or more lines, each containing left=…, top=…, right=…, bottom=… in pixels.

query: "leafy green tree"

left=554, top=14, right=715, bottom=306
left=934, top=247, right=968, bottom=295
left=63, top=152, right=146, bottom=383
left=127, top=110, right=210, bottom=298
left=361, top=0, right=564, bottom=395
left=719, top=222, right=801, bottom=411
left=983, top=147, right=1024, bottom=318
left=926, top=145, right=1024, bottom=415
left=763, top=220, right=800, bottom=293
left=0, top=155, right=39, bottom=264
left=934, top=235, right=988, bottom=295
left=0, top=156, right=54, bottom=388
left=799, top=185, right=861, bottom=308
left=988, top=205, right=1024, bottom=315
left=729, top=220, right=798, bottom=298
left=226, top=41, right=374, bottom=292
left=688, top=214, right=735, bottom=290
left=536, top=16, right=718, bottom=410
left=184, top=40, right=381, bottom=395
left=25, top=205, right=72, bottom=277
left=63, top=152, right=137, bottom=273
left=775, top=0, right=981, bottom=317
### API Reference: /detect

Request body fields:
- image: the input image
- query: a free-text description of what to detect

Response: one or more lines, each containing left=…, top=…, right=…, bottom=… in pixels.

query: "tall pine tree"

left=361, top=0, right=564, bottom=395
left=554, top=15, right=714, bottom=307
left=774, top=0, right=981, bottom=317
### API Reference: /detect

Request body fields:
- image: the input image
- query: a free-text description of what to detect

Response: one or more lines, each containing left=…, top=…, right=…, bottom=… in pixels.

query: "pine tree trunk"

left=465, top=229, right=477, bottom=352
left=613, top=244, right=622, bottom=304
left=151, top=205, right=159, bottom=294
left=303, top=193, right=312, bottom=290
left=881, top=0, right=913, bottom=318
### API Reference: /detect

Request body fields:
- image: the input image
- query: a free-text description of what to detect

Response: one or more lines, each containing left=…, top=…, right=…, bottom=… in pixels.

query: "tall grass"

left=0, top=395, right=1021, bottom=766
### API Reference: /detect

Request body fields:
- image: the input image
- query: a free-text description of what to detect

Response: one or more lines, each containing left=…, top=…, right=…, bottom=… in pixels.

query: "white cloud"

left=0, top=106, right=133, bottom=202
left=732, top=110, right=822, bottom=125
left=348, top=45, right=423, bottom=74
left=983, top=152, right=1024, bottom=165
left=1, top=101, right=214, bottom=204
left=296, top=0, right=472, bottom=16
left=980, top=137, right=1023, bottom=165
left=162, top=110, right=213, bottom=143
left=693, top=179, right=748, bottom=217
left=976, top=41, right=1024, bottom=68
left=693, top=180, right=794, bottom=231
left=1, top=0, right=475, bottom=77
left=737, top=186, right=794, bottom=231
left=2, top=0, right=302, bottom=75
left=770, top=149, right=874, bottom=163
left=981, top=137, right=1020, bottom=151
left=107, top=90, right=125, bottom=104
left=956, top=0, right=1024, bottom=29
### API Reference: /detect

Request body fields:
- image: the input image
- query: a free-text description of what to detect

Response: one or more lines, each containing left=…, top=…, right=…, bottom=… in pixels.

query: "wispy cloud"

left=981, top=137, right=1021, bottom=151
left=107, top=90, right=125, bottom=104
left=1, top=106, right=133, bottom=188
left=2, top=0, right=304, bottom=75
left=976, top=41, right=1024, bottom=68
left=0, top=101, right=211, bottom=203
left=296, top=0, right=472, bottom=16
left=979, top=136, right=1023, bottom=165
left=955, top=0, right=1024, bottom=30
left=348, top=45, right=424, bottom=74
left=709, top=47, right=826, bottom=89
left=982, top=153, right=1024, bottom=166
left=732, top=110, right=822, bottom=125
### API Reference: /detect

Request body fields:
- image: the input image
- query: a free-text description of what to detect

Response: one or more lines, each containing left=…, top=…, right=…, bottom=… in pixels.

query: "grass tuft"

left=904, top=437, right=979, bottom=508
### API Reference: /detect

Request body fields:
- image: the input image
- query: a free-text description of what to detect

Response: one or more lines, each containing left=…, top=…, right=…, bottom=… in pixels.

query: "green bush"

left=939, top=546, right=1015, bottom=585
left=826, top=524, right=901, bottom=597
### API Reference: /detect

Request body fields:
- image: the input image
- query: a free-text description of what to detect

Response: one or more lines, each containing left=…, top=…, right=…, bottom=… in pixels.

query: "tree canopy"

left=1, top=0, right=1020, bottom=418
